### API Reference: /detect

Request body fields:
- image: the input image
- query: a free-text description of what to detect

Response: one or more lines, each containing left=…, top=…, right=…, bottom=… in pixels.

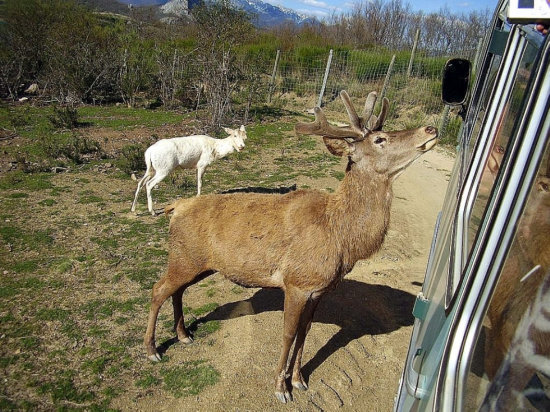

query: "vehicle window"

left=466, top=39, right=538, bottom=253
left=463, top=141, right=550, bottom=410
left=465, top=53, right=503, bottom=165
left=463, top=19, right=510, bottom=169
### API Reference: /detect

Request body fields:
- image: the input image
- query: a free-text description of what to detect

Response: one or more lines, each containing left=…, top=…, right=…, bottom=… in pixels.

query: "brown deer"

left=484, top=175, right=550, bottom=380
left=143, top=90, right=438, bottom=403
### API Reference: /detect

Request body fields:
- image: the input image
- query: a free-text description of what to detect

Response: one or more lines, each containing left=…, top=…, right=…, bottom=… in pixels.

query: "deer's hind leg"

left=171, top=270, right=217, bottom=345
left=172, top=286, right=193, bottom=344
left=144, top=264, right=204, bottom=361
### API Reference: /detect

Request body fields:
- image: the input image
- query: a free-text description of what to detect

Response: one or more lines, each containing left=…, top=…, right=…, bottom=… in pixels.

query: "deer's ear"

left=223, top=127, right=233, bottom=135
left=323, top=137, right=354, bottom=157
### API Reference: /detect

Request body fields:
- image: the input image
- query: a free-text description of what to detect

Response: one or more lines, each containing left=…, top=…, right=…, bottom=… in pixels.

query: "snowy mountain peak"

left=160, top=0, right=188, bottom=15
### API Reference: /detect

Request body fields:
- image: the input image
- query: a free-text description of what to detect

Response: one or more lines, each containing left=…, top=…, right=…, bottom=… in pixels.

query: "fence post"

left=317, top=49, right=333, bottom=108
left=268, top=49, right=280, bottom=103
left=380, top=54, right=396, bottom=103
left=472, top=37, right=483, bottom=75
left=407, top=29, right=420, bottom=78
left=439, top=104, right=451, bottom=140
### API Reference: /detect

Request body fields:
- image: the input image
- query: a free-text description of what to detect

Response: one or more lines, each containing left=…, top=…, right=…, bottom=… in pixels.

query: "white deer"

left=131, top=126, right=247, bottom=215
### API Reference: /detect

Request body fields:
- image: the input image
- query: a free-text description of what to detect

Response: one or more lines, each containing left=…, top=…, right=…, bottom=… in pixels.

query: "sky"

left=266, top=0, right=499, bottom=19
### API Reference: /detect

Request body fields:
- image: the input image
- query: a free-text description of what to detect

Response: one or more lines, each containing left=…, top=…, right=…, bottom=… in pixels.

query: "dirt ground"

left=112, top=147, right=455, bottom=412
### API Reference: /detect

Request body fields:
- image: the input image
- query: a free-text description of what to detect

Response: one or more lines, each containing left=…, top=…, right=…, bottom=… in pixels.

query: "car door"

left=395, top=3, right=550, bottom=410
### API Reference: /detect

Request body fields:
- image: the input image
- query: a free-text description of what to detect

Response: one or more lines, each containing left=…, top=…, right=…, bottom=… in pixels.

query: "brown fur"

left=143, top=92, right=438, bottom=403
left=485, top=176, right=550, bottom=379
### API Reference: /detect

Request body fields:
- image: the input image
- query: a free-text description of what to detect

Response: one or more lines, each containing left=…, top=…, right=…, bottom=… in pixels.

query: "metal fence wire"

left=264, top=40, right=480, bottom=138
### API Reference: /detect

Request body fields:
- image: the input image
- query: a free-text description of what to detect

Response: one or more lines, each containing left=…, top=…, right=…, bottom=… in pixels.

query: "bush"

left=117, top=144, right=147, bottom=174
left=440, top=114, right=463, bottom=147
left=48, top=106, right=80, bottom=129
left=40, top=133, right=102, bottom=164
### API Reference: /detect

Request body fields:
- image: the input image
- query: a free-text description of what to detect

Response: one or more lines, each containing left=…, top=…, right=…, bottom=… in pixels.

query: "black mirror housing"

left=442, top=58, right=471, bottom=105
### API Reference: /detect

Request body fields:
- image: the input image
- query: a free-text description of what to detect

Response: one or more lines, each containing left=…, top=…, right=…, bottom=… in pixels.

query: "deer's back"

left=148, top=136, right=214, bottom=169
left=167, top=190, right=344, bottom=290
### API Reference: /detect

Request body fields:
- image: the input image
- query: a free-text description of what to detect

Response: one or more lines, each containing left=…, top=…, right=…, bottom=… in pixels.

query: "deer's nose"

left=425, top=126, right=437, bottom=134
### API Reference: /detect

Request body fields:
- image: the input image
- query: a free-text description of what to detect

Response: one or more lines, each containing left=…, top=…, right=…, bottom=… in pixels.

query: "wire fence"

left=262, top=40, right=481, bottom=138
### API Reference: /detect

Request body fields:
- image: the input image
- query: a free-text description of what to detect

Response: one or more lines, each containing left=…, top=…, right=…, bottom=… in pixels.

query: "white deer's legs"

left=145, top=171, right=169, bottom=215
left=131, top=173, right=152, bottom=212
left=196, top=164, right=207, bottom=196
left=275, top=287, right=309, bottom=403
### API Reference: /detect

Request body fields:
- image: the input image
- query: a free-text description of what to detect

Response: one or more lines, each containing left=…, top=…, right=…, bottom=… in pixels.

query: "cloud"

left=297, top=8, right=330, bottom=18
left=301, top=0, right=329, bottom=7
left=297, top=0, right=343, bottom=14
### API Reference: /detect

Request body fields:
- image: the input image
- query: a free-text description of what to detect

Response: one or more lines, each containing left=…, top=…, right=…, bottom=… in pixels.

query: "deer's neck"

left=327, top=162, right=392, bottom=267
left=214, top=138, right=236, bottom=159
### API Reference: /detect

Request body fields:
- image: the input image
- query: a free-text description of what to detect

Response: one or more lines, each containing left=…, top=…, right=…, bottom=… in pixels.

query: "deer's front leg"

left=290, top=295, right=321, bottom=391
left=275, top=287, right=308, bottom=403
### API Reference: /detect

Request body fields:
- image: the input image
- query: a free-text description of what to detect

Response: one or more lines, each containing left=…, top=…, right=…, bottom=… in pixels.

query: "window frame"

left=437, top=33, right=550, bottom=412
left=445, top=24, right=526, bottom=309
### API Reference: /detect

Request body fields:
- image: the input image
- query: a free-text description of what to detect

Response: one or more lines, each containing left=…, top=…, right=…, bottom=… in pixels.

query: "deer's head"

left=295, top=91, right=438, bottom=179
left=224, top=125, right=247, bottom=152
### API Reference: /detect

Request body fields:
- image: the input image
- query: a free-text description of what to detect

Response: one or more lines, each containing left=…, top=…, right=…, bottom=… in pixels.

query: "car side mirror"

left=442, top=58, right=471, bottom=105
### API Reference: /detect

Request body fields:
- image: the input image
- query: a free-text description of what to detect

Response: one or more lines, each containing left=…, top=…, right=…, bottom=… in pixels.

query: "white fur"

left=131, top=125, right=247, bottom=215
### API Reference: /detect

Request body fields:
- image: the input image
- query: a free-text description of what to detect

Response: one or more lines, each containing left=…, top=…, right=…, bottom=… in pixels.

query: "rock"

left=24, top=83, right=39, bottom=94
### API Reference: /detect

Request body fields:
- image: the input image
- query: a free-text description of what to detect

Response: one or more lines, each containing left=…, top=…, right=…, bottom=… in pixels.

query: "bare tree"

left=192, top=0, right=253, bottom=128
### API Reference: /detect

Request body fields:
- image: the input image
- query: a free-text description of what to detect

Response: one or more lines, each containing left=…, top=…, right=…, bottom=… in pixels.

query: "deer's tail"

left=164, top=202, right=177, bottom=216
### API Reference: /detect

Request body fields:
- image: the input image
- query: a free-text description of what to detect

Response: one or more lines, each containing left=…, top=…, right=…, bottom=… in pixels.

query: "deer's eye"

left=374, top=137, right=386, bottom=145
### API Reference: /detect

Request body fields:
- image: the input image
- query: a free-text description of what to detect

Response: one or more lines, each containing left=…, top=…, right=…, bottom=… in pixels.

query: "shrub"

left=440, top=113, right=463, bottom=147
left=48, top=106, right=80, bottom=129
left=117, top=143, right=147, bottom=174
left=40, top=133, right=102, bottom=164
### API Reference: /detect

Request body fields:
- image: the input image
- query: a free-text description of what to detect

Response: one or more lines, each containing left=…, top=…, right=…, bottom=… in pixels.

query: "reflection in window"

left=466, top=44, right=536, bottom=253
left=464, top=143, right=550, bottom=410
left=466, top=54, right=502, bottom=165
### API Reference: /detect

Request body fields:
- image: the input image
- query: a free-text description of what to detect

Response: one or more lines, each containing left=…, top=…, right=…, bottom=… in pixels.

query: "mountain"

left=78, top=0, right=130, bottom=14
left=229, top=0, right=315, bottom=26
left=119, top=0, right=167, bottom=5
left=160, top=0, right=189, bottom=16
left=112, top=0, right=316, bottom=27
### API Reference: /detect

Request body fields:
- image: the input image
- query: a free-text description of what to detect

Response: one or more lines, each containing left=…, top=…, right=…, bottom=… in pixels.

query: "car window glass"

left=466, top=41, right=537, bottom=253
left=463, top=141, right=550, bottom=410
left=465, top=54, right=503, bottom=165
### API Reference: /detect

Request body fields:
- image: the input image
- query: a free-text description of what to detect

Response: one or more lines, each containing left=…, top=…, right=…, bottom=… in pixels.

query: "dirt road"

left=115, top=148, right=454, bottom=412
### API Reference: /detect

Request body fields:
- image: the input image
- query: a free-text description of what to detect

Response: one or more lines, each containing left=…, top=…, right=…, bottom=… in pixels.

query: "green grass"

left=187, top=302, right=220, bottom=317
left=0, top=96, right=448, bottom=410
left=0, top=171, right=54, bottom=191
left=37, top=371, right=95, bottom=405
left=78, top=105, right=187, bottom=129
left=160, top=361, right=220, bottom=398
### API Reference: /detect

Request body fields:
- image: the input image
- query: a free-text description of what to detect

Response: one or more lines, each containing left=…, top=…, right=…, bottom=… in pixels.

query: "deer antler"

left=367, top=96, right=389, bottom=131
left=295, top=90, right=389, bottom=141
left=294, top=106, right=364, bottom=140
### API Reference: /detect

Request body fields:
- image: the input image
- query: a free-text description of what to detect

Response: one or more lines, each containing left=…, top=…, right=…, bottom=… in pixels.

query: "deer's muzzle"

left=416, top=126, right=438, bottom=152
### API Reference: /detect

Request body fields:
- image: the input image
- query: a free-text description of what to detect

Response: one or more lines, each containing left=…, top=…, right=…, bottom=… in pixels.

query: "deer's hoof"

left=275, top=390, right=292, bottom=403
left=148, top=353, right=162, bottom=362
left=180, top=336, right=193, bottom=345
left=292, top=381, right=308, bottom=391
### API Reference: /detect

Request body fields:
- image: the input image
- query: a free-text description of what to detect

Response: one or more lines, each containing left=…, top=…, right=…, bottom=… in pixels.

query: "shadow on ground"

left=159, top=279, right=415, bottom=378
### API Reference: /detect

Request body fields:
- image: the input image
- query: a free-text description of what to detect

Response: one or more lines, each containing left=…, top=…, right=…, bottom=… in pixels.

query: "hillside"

left=79, top=0, right=316, bottom=27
